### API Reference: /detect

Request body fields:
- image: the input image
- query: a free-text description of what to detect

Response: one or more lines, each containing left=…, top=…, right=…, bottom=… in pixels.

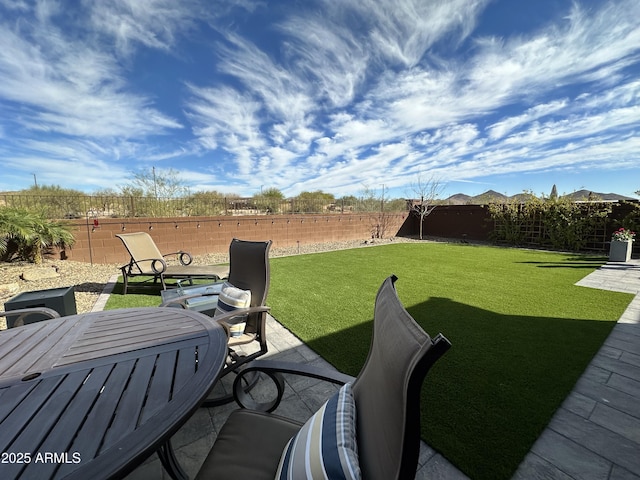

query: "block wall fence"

left=410, top=202, right=640, bottom=254
left=419, top=205, right=492, bottom=240
left=60, top=213, right=411, bottom=264
left=52, top=201, right=639, bottom=264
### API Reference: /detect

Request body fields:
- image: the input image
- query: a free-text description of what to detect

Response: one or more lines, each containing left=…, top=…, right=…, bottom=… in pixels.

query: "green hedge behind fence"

left=488, top=198, right=640, bottom=252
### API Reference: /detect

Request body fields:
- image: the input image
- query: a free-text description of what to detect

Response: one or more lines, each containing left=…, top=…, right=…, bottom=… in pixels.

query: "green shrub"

left=619, top=201, right=640, bottom=232
left=0, top=207, right=75, bottom=263
left=488, top=195, right=612, bottom=251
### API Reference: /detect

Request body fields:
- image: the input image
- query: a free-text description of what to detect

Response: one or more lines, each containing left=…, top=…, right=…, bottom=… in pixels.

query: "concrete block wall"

left=58, top=213, right=410, bottom=264
left=421, top=205, right=492, bottom=240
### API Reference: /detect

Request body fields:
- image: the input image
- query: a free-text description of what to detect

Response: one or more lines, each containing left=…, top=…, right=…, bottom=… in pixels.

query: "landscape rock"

left=0, top=282, right=20, bottom=297
left=20, top=267, right=61, bottom=282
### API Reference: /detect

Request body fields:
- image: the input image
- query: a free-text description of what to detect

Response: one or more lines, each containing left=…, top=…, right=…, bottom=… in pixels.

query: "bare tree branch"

left=408, top=175, right=445, bottom=240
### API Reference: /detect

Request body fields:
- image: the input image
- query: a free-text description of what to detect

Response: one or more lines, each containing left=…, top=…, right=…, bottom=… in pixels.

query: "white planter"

left=609, top=240, right=632, bottom=262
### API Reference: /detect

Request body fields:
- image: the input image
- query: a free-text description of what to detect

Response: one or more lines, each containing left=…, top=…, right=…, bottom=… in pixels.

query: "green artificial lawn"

left=104, top=242, right=634, bottom=479
left=105, top=278, right=165, bottom=309
left=266, top=243, right=634, bottom=480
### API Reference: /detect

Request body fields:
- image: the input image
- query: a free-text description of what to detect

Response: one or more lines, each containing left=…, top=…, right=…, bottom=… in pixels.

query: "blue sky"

left=0, top=0, right=639, bottom=200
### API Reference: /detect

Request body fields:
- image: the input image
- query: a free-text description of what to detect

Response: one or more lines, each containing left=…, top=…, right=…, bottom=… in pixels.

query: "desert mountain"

left=443, top=189, right=635, bottom=205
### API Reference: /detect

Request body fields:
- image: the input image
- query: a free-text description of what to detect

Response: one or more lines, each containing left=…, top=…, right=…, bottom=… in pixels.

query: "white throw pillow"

left=213, top=282, right=251, bottom=337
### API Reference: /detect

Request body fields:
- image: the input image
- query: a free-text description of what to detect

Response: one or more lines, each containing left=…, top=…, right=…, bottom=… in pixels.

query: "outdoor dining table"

left=0, top=307, right=228, bottom=480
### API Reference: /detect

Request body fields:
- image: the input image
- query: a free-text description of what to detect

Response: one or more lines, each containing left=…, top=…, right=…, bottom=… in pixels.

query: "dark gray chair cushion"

left=195, top=410, right=301, bottom=480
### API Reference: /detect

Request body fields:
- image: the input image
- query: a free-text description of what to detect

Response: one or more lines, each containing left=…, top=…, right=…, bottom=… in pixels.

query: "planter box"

left=609, top=240, right=632, bottom=262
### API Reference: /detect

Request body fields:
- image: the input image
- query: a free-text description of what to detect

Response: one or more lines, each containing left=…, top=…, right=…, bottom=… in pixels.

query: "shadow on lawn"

left=109, top=277, right=189, bottom=296
left=110, top=281, right=164, bottom=296
left=518, top=256, right=608, bottom=269
left=301, top=296, right=618, bottom=480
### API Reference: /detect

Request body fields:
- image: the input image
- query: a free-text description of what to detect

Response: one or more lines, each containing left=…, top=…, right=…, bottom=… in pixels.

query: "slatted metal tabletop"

left=0, top=308, right=228, bottom=480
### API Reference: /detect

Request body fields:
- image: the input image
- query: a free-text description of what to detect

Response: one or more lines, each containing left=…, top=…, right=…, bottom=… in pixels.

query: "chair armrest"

left=160, top=291, right=220, bottom=309
left=163, top=251, right=193, bottom=266
left=212, top=306, right=271, bottom=326
left=241, top=359, right=355, bottom=384
left=0, top=307, right=61, bottom=319
left=160, top=299, right=270, bottom=325
left=233, top=359, right=355, bottom=412
left=123, top=257, right=168, bottom=274
left=0, top=307, right=61, bottom=328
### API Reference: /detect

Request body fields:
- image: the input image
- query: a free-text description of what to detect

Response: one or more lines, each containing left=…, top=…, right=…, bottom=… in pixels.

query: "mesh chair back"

left=116, top=232, right=164, bottom=274
left=352, top=275, right=451, bottom=480
left=227, top=238, right=272, bottom=333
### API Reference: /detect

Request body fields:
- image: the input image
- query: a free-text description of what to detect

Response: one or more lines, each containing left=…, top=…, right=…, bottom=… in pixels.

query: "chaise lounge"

left=116, top=232, right=229, bottom=294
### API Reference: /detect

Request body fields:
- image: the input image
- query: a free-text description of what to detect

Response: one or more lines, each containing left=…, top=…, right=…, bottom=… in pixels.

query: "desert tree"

left=185, top=190, right=227, bottom=216
left=359, top=185, right=401, bottom=239
left=126, top=167, right=188, bottom=199
left=253, top=187, right=285, bottom=214
left=119, top=167, right=189, bottom=217
left=293, top=191, right=335, bottom=213
left=16, top=184, right=87, bottom=218
left=408, top=174, right=445, bottom=240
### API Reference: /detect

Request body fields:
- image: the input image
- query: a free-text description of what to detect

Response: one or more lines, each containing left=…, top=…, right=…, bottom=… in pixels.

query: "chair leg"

left=157, top=439, right=188, bottom=480
left=121, top=267, right=129, bottom=295
left=201, top=366, right=261, bottom=408
left=200, top=345, right=268, bottom=407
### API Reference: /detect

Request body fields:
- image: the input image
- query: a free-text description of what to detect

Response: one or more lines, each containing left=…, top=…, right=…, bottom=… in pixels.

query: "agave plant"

left=0, top=207, right=75, bottom=263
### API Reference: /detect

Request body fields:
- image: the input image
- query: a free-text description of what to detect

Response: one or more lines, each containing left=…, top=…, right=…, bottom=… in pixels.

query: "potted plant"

left=609, top=227, right=635, bottom=262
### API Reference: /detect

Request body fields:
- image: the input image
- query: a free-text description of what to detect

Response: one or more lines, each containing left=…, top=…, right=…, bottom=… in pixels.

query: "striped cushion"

left=213, top=282, right=251, bottom=337
left=275, top=383, right=361, bottom=480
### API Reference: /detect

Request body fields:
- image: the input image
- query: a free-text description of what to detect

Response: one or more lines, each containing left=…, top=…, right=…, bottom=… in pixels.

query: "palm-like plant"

left=0, top=207, right=75, bottom=263
left=0, top=208, right=33, bottom=260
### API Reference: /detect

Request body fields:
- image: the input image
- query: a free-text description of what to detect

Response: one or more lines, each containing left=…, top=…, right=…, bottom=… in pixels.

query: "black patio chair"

left=161, top=238, right=272, bottom=407
left=195, top=275, right=451, bottom=480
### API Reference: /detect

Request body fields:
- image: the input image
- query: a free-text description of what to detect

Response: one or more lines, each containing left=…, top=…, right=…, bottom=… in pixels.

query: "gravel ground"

left=0, top=237, right=422, bottom=329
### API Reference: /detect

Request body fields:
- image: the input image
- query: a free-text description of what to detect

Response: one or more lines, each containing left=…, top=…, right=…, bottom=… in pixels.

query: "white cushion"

left=275, top=383, right=361, bottom=479
left=213, top=282, right=251, bottom=337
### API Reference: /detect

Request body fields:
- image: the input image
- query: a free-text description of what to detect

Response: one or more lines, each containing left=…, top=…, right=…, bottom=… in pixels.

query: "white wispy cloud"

left=184, top=0, right=498, bottom=193
left=2, top=154, right=131, bottom=191
left=316, top=0, right=489, bottom=68
left=277, top=13, right=369, bottom=108
left=466, top=0, right=640, bottom=100
left=0, top=0, right=638, bottom=196
left=487, top=100, right=569, bottom=140
left=87, top=0, right=265, bottom=58
left=216, top=32, right=314, bottom=122
left=288, top=0, right=640, bottom=193
left=0, top=5, right=182, bottom=138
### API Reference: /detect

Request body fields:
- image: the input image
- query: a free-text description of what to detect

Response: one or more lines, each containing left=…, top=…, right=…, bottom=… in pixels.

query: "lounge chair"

left=195, top=275, right=451, bottom=480
left=116, top=232, right=229, bottom=294
left=161, top=238, right=272, bottom=406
